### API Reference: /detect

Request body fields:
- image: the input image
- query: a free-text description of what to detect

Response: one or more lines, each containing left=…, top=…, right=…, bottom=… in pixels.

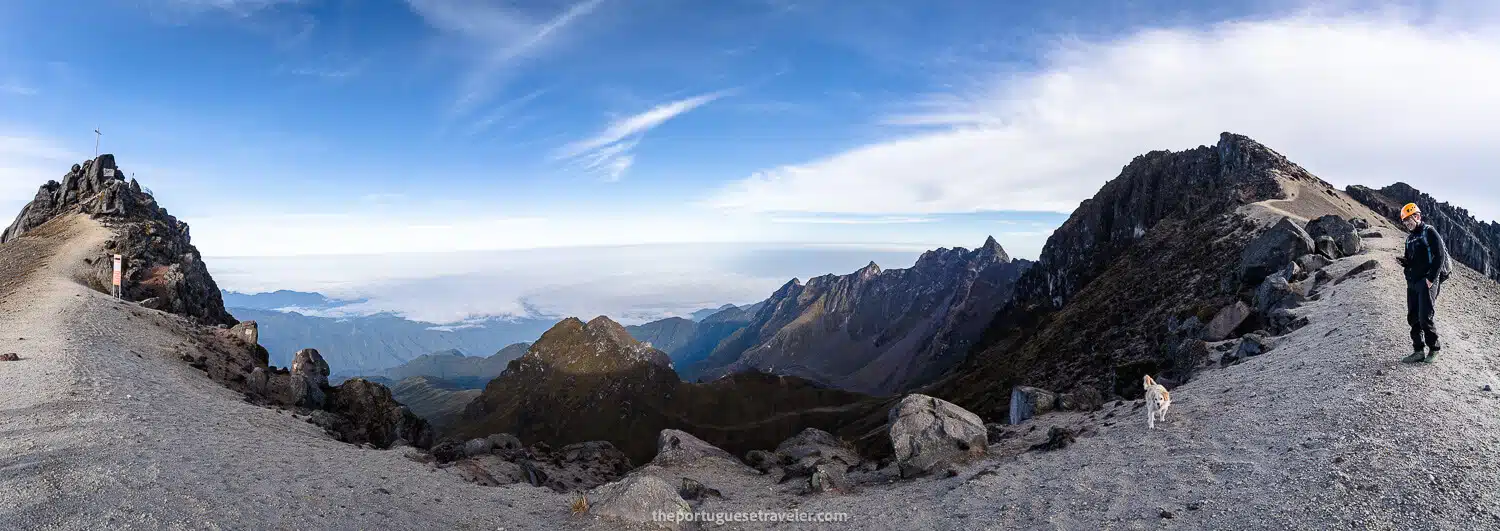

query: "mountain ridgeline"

left=1348, top=183, right=1500, bottom=284
left=626, top=240, right=1031, bottom=394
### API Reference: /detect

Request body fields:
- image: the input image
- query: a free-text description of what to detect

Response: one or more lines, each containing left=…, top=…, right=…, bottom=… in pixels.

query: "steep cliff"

left=692, top=238, right=1030, bottom=394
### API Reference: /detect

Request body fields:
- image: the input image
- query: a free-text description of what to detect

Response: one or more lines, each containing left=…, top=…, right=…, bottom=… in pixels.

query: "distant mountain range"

left=225, top=306, right=556, bottom=375
left=337, top=343, right=529, bottom=388
left=621, top=238, right=1031, bottom=394
left=220, top=289, right=363, bottom=311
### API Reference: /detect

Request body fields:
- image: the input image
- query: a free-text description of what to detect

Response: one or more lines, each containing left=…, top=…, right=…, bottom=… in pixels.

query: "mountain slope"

left=692, top=238, right=1031, bottom=394
left=625, top=301, right=765, bottom=380
left=389, top=376, right=482, bottom=428
left=454, top=316, right=879, bottom=463
left=623, top=317, right=698, bottom=356
left=347, top=343, right=529, bottom=388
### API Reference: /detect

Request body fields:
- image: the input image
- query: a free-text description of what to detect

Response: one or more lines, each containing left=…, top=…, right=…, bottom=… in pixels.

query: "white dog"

left=1143, top=375, right=1172, bottom=429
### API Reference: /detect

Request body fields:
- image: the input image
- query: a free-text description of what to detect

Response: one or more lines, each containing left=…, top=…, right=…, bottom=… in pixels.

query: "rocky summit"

left=686, top=237, right=1031, bottom=394
left=2, top=154, right=234, bottom=326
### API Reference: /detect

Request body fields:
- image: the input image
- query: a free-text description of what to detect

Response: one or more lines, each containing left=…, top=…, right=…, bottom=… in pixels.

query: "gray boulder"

left=287, top=348, right=330, bottom=408
left=888, top=394, right=987, bottom=478
left=1203, top=301, right=1252, bottom=342
left=1267, top=308, right=1310, bottom=335
left=744, top=450, right=783, bottom=473
left=589, top=475, right=692, bottom=530
left=1307, top=215, right=1361, bottom=257
left=807, top=462, right=848, bottom=494
left=1228, top=333, right=1269, bottom=361
left=1295, top=253, right=1333, bottom=273
left=1240, top=217, right=1315, bottom=288
left=775, top=428, right=860, bottom=468
left=464, top=437, right=493, bottom=457
left=1008, top=386, right=1058, bottom=425
left=487, top=433, right=523, bottom=453
left=651, top=429, right=737, bottom=468
left=1255, top=272, right=1305, bottom=316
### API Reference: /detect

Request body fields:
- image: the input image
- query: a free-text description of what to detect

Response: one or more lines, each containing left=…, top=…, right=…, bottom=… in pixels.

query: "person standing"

left=1396, top=203, right=1451, bottom=363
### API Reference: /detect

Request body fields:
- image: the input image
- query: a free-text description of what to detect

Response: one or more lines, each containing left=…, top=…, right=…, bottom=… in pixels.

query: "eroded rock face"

left=589, top=475, right=691, bottom=530
left=888, top=394, right=987, bottom=478
left=288, top=348, right=331, bottom=408
left=774, top=428, right=859, bottom=468
left=1204, top=301, right=1253, bottom=342
left=1349, top=183, right=1500, bottom=283
left=3, top=155, right=235, bottom=326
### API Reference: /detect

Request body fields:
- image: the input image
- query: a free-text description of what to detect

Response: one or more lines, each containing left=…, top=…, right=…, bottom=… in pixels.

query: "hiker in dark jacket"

left=1396, top=203, right=1451, bottom=363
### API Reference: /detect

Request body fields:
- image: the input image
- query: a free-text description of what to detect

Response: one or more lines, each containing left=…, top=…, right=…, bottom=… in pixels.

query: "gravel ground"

left=4, top=206, right=1498, bottom=530
left=0, top=216, right=578, bottom=530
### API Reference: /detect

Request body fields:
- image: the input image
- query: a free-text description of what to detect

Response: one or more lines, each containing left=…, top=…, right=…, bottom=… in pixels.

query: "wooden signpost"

left=112, top=254, right=122, bottom=298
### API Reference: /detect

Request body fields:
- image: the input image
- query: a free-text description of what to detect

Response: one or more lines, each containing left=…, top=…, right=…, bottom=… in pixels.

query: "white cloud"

left=1, top=82, right=37, bottom=96
left=708, top=13, right=1500, bottom=222
left=404, top=0, right=604, bottom=112
left=0, top=134, right=82, bottom=212
left=556, top=91, right=725, bottom=180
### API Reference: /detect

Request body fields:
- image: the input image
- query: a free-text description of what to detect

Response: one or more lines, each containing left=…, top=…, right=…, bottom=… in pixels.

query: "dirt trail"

left=0, top=216, right=574, bottom=530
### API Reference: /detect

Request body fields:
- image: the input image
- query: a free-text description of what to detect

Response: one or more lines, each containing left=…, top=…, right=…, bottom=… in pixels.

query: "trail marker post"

left=111, top=254, right=122, bottom=298
left=94, top=128, right=101, bottom=159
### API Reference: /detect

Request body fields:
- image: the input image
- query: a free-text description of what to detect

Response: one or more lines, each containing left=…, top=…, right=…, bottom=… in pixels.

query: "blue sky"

left=4, top=0, right=1500, bottom=322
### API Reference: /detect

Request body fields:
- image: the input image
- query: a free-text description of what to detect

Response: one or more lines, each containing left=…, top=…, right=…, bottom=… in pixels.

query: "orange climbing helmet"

left=1400, top=203, right=1421, bottom=221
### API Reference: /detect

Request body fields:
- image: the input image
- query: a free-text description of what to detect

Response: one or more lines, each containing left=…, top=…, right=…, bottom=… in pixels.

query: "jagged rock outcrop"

left=455, top=438, right=633, bottom=491
left=1, top=155, right=234, bottom=325
left=652, top=429, right=739, bottom=468
left=319, top=378, right=434, bottom=449
left=452, top=316, right=880, bottom=464
left=1307, top=215, right=1362, bottom=258
left=937, top=133, right=1321, bottom=419
left=888, top=394, right=987, bottom=478
left=694, top=237, right=1032, bottom=394
left=1348, top=183, right=1500, bottom=283
left=1241, top=218, right=1316, bottom=288
left=288, top=348, right=331, bottom=408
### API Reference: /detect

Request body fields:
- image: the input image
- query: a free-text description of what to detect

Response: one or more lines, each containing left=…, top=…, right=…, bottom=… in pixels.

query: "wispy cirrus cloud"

left=164, top=0, right=303, bottom=17
left=556, top=91, right=726, bottom=181
left=404, top=0, right=605, bottom=114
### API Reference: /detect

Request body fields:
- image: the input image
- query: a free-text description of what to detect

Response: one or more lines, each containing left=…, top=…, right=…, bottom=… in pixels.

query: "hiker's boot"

left=1402, top=349, right=1427, bottom=363
left=1423, top=348, right=1441, bottom=363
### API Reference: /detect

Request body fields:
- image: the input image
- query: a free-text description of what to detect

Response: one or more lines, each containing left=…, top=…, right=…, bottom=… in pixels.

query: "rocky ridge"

left=1348, top=182, right=1500, bottom=283
left=691, top=238, right=1031, bottom=394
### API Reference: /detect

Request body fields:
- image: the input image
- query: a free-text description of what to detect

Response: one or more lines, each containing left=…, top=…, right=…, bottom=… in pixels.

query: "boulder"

left=744, top=450, right=784, bottom=473
left=807, top=462, right=848, bottom=494
left=557, top=441, right=634, bottom=480
left=1240, top=217, right=1315, bottom=287
left=322, top=378, right=434, bottom=449
left=229, top=320, right=259, bottom=346
left=246, top=367, right=269, bottom=395
left=589, top=475, right=692, bottom=530
left=1307, top=214, right=1362, bottom=257
left=431, top=440, right=465, bottom=464
left=1008, top=386, right=1058, bottom=424
left=464, top=437, right=493, bottom=457
left=486, top=433, right=523, bottom=453
left=650, top=429, right=737, bottom=467
left=985, top=423, right=1015, bottom=445
left=1314, top=236, right=1341, bottom=260
left=1057, top=388, right=1103, bottom=411
left=1359, top=230, right=1384, bottom=239
left=1295, top=254, right=1333, bottom=273
left=888, top=394, right=987, bottom=478
left=0, top=353, right=18, bottom=362
left=1203, top=301, right=1252, bottom=342
left=1228, top=333, right=1269, bottom=361
left=1267, top=308, right=1310, bottom=336
left=287, top=348, right=330, bottom=408
left=1351, top=218, right=1371, bottom=230
left=774, top=428, right=860, bottom=468
left=1336, top=259, right=1382, bottom=285
left=1255, top=273, right=1305, bottom=316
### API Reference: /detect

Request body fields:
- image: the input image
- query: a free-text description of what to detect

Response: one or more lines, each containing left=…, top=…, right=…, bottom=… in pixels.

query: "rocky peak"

left=1, top=155, right=234, bottom=326
left=522, top=316, right=673, bottom=374
left=977, top=236, right=1009, bottom=262
left=1014, top=132, right=1295, bottom=310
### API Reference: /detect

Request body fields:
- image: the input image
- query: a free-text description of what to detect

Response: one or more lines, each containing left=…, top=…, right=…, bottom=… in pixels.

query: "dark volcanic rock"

left=1242, top=218, right=1315, bottom=287
left=0, top=353, right=19, bottom=362
left=1, top=155, right=234, bottom=326
left=1307, top=215, right=1361, bottom=257
left=1203, top=301, right=1253, bottom=342
left=1028, top=426, right=1077, bottom=452
left=695, top=237, right=1031, bottom=394
left=1348, top=183, right=1500, bottom=283
left=321, top=378, right=434, bottom=449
